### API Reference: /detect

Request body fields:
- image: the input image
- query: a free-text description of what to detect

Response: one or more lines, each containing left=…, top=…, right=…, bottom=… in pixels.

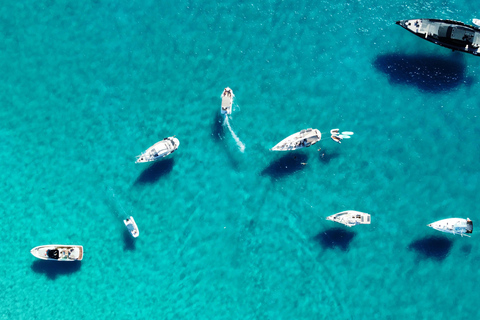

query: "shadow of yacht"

left=211, top=111, right=225, bottom=142
left=408, top=236, right=453, bottom=261
left=123, top=230, right=136, bottom=251
left=261, top=152, right=308, bottom=179
left=318, top=148, right=340, bottom=164
left=134, top=158, right=174, bottom=185
left=31, top=260, right=82, bottom=280
left=373, top=53, right=468, bottom=92
left=313, top=227, right=356, bottom=251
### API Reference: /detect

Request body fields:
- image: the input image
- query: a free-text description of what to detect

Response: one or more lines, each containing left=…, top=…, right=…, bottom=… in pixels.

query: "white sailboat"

left=428, top=218, right=473, bottom=237
left=135, top=136, right=179, bottom=163
left=270, top=128, right=322, bottom=151
left=326, top=210, right=371, bottom=227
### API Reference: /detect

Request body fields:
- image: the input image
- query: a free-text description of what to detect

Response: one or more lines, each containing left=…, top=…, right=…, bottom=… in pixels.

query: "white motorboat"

left=135, top=136, right=179, bottom=163
left=428, top=218, right=473, bottom=237
left=270, top=128, right=322, bottom=151
left=124, top=216, right=139, bottom=238
left=30, top=245, right=83, bottom=261
left=326, top=210, right=371, bottom=227
left=221, top=87, right=234, bottom=115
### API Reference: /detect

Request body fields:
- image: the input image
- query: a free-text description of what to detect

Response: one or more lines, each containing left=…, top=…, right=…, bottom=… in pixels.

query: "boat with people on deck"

left=326, top=210, right=371, bottom=227
left=396, top=18, right=480, bottom=56
left=428, top=218, right=473, bottom=237
left=30, top=245, right=84, bottom=261
left=135, top=136, right=179, bottom=163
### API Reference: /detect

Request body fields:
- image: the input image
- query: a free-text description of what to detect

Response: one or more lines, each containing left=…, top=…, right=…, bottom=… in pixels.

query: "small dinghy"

left=271, top=128, right=322, bottom=151
left=135, top=136, right=179, bottom=163
left=326, top=210, right=371, bottom=227
left=124, top=216, right=139, bottom=238
left=31, top=245, right=84, bottom=261
left=330, top=129, right=354, bottom=144
left=428, top=218, right=473, bottom=237
left=221, top=87, right=234, bottom=115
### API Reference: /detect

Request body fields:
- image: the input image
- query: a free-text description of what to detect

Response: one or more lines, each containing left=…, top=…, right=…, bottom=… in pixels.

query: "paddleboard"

left=341, top=131, right=354, bottom=135
left=338, top=135, right=351, bottom=139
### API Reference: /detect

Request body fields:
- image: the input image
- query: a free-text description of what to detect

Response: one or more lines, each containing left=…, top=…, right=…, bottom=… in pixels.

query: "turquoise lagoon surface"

left=1, top=0, right=479, bottom=319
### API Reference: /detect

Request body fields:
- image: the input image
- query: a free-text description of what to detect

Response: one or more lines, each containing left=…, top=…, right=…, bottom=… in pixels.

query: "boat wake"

left=223, top=116, right=245, bottom=153
left=107, top=186, right=130, bottom=220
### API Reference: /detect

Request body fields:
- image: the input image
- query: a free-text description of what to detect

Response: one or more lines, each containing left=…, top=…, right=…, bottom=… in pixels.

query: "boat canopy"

left=47, top=249, right=59, bottom=259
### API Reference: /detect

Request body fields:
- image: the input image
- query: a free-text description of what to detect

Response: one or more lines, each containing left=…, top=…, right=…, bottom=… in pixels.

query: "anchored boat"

left=326, top=210, right=371, bottom=227
left=221, top=87, right=234, bottom=115
left=31, top=245, right=83, bottom=261
left=270, top=128, right=322, bottom=151
left=135, top=136, right=179, bottom=163
left=124, top=216, right=139, bottom=238
left=396, top=19, right=480, bottom=56
left=428, top=218, right=473, bottom=237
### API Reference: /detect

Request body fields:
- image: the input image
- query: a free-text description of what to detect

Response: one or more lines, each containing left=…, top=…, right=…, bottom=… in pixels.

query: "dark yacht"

left=396, top=19, right=480, bottom=56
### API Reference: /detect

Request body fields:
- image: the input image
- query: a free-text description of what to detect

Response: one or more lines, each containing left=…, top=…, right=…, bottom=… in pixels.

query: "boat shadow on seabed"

left=261, top=152, right=308, bottom=179
left=31, top=260, right=82, bottom=280
left=408, top=236, right=453, bottom=261
left=123, top=230, right=136, bottom=251
left=134, top=158, right=175, bottom=185
left=313, top=227, right=356, bottom=251
left=373, top=53, right=472, bottom=92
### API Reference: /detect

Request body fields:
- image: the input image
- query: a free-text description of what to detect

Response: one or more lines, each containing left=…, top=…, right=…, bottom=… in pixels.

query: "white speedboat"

left=124, top=216, right=139, bottom=238
left=270, top=128, right=322, bottom=151
left=135, top=136, right=179, bottom=163
left=30, top=245, right=83, bottom=261
left=221, top=87, right=234, bottom=115
left=428, top=218, right=473, bottom=237
left=326, top=210, right=371, bottom=227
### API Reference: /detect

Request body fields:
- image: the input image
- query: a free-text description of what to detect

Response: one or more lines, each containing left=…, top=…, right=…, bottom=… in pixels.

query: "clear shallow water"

left=1, top=0, right=480, bottom=319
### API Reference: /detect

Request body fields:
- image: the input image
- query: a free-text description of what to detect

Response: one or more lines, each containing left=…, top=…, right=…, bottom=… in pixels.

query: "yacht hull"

left=136, top=137, right=179, bottom=163
left=31, top=245, right=84, bottom=261
left=396, top=19, right=480, bottom=56
left=428, top=218, right=473, bottom=236
left=271, top=128, right=321, bottom=151
left=326, top=210, right=371, bottom=227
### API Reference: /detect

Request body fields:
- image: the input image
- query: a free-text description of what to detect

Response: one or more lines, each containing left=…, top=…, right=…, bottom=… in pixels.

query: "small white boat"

left=30, top=245, right=83, bottom=261
left=135, top=136, right=179, bottom=163
left=221, top=87, right=234, bottom=115
left=326, top=210, right=371, bottom=227
left=428, top=218, right=473, bottom=237
left=124, top=216, right=139, bottom=238
left=270, top=128, right=322, bottom=151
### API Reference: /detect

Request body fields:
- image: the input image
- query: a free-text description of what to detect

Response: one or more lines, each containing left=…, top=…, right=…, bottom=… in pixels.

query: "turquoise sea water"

left=1, top=0, right=480, bottom=318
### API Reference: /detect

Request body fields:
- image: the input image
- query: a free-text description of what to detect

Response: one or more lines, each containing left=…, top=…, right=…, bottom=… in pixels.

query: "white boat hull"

left=31, top=245, right=84, bottom=261
left=428, top=218, right=473, bottom=236
left=271, top=128, right=321, bottom=151
left=136, top=136, right=179, bottom=163
left=221, top=87, right=234, bottom=115
left=124, top=216, right=139, bottom=238
left=326, top=210, right=371, bottom=227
